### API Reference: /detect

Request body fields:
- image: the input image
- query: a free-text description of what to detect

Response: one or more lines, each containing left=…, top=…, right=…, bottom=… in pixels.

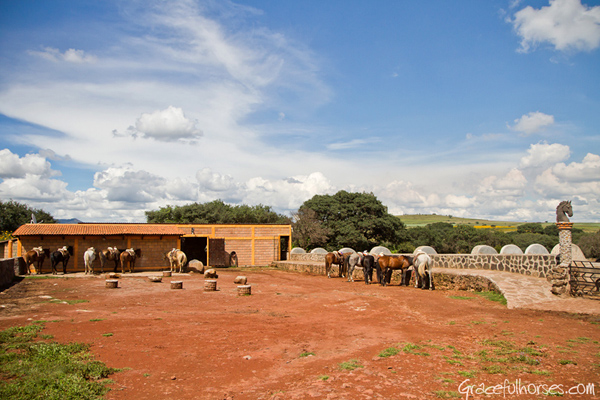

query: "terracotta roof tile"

left=13, top=224, right=184, bottom=236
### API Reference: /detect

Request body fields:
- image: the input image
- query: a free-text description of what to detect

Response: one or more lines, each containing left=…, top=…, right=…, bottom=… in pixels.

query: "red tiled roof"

left=13, top=224, right=184, bottom=236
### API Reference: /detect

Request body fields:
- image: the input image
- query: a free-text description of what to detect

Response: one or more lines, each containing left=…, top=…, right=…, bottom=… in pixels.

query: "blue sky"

left=0, top=0, right=599, bottom=223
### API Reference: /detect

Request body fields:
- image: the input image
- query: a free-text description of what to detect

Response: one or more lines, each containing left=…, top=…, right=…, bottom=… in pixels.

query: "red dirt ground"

left=1, top=269, right=599, bottom=400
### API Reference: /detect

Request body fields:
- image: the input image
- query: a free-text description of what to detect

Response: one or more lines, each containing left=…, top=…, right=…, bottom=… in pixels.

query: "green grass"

left=448, top=295, right=472, bottom=300
left=378, top=347, right=400, bottom=358
left=299, top=351, right=315, bottom=358
left=318, top=375, right=329, bottom=381
left=89, top=319, right=104, bottom=322
left=0, top=323, right=118, bottom=399
left=474, top=291, right=507, bottom=305
left=338, top=359, right=363, bottom=371
left=102, top=333, right=114, bottom=337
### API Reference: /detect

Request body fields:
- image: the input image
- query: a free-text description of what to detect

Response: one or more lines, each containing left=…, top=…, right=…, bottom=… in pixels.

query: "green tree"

left=145, top=200, right=290, bottom=224
left=291, top=208, right=330, bottom=250
left=0, top=200, right=56, bottom=236
left=577, top=230, right=600, bottom=260
left=299, top=191, right=405, bottom=251
left=517, top=223, right=544, bottom=234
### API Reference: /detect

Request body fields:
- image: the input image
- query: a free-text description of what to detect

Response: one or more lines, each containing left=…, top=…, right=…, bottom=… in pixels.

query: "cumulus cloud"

left=511, top=0, right=600, bottom=53
left=0, top=149, right=60, bottom=179
left=116, top=106, right=203, bottom=143
left=509, top=111, right=554, bottom=134
left=196, top=168, right=236, bottom=192
left=551, top=153, right=600, bottom=182
left=29, top=47, right=98, bottom=63
left=478, top=168, right=528, bottom=198
left=519, top=141, right=570, bottom=169
left=93, top=167, right=167, bottom=203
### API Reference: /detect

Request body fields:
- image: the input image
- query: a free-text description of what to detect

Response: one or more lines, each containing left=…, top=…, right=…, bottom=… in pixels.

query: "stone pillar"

left=549, top=222, right=573, bottom=296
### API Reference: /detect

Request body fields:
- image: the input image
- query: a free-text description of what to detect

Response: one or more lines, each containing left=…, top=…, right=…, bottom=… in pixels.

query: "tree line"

left=3, top=194, right=599, bottom=259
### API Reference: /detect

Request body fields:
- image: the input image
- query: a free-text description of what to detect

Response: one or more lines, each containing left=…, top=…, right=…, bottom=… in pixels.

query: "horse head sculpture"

left=556, top=200, right=573, bottom=223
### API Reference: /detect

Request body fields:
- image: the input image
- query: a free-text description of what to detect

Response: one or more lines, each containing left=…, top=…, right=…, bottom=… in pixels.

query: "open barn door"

left=208, top=238, right=227, bottom=267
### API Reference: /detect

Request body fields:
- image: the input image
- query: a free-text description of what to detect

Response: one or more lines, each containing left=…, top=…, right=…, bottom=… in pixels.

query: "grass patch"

left=102, top=333, right=114, bottom=337
left=89, top=319, right=104, bottom=322
left=0, top=323, right=118, bottom=399
left=457, top=370, right=477, bottom=378
left=378, top=347, right=400, bottom=358
left=401, top=343, right=430, bottom=356
left=448, top=296, right=472, bottom=300
left=318, top=375, right=329, bottom=381
left=558, top=359, right=577, bottom=365
left=433, top=390, right=461, bottom=398
left=299, top=351, right=315, bottom=358
left=338, top=359, right=363, bottom=371
left=474, top=291, right=507, bottom=305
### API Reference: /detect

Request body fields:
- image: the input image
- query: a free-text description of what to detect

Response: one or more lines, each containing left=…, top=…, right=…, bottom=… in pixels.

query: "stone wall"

left=289, top=252, right=558, bottom=278
left=0, top=258, right=18, bottom=290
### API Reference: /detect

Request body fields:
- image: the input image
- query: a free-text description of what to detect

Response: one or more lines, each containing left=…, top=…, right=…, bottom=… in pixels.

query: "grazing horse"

left=325, top=251, right=346, bottom=278
left=413, top=251, right=434, bottom=290
left=164, top=248, right=187, bottom=273
left=362, top=254, right=376, bottom=285
left=23, top=247, right=50, bottom=274
left=50, top=246, right=74, bottom=275
left=99, top=247, right=122, bottom=273
left=376, top=255, right=413, bottom=287
left=347, top=252, right=365, bottom=282
left=84, top=247, right=97, bottom=275
left=120, top=248, right=142, bottom=273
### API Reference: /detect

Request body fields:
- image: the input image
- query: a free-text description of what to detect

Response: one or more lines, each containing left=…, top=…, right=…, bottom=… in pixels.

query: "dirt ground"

left=1, top=268, right=599, bottom=400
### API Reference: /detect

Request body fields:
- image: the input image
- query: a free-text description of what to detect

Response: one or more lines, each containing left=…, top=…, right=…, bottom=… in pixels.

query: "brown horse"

left=120, top=248, right=142, bottom=273
left=99, top=247, right=123, bottom=273
left=164, top=248, right=187, bottom=273
left=325, top=251, right=348, bottom=278
left=376, top=255, right=413, bottom=287
left=23, top=247, right=50, bottom=274
left=50, top=246, right=74, bottom=275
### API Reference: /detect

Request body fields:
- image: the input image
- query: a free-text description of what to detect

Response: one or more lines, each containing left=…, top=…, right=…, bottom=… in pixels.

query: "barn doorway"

left=181, top=237, right=208, bottom=266
left=280, top=235, right=290, bottom=261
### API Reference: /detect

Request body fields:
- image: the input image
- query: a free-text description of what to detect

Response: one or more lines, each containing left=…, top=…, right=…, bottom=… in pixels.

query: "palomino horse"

left=120, top=248, right=142, bottom=273
left=99, top=247, right=122, bottom=273
left=325, top=251, right=348, bottom=278
left=376, top=255, right=413, bottom=287
left=50, top=246, right=74, bottom=275
left=413, top=251, right=434, bottom=290
left=84, top=247, right=97, bottom=275
left=23, top=247, right=50, bottom=274
left=164, top=248, right=187, bottom=273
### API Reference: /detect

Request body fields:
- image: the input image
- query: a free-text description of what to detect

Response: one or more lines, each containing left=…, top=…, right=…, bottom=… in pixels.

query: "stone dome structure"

left=471, top=245, right=498, bottom=255
left=499, top=244, right=523, bottom=255
left=310, top=247, right=328, bottom=254
left=524, top=244, right=549, bottom=254
left=290, top=247, right=306, bottom=254
left=414, top=246, right=437, bottom=255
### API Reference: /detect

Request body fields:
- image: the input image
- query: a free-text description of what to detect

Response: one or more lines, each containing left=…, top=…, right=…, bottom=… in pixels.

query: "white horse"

left=347, top=252, right=365, bottom=282
left=413, top=251, right=434, bottom=290
left=84, top=247, right=97, bottom=275
left=164, top=248, right=188, bottom=273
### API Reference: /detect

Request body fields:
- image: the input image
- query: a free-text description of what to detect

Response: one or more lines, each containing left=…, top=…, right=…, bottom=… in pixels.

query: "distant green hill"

left=397, top=214, right=599, bottom=233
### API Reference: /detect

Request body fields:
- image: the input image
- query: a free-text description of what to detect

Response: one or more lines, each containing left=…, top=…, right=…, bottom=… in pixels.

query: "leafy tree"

left=291, top=208, right=330, bottom=250
left=578, top=230, right=600, bottom=260
left=299, top=191, right=405, bottom=251
left=145, top=200, right=290, bottom=224
left=0, top=200, right=56, bottom=236
left=517, top=223, right=544, bottom=234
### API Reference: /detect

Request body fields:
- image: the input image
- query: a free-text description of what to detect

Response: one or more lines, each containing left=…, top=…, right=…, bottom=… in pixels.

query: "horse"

left=325, top=251, right=346, bottom=278
left=164, top=248, right=187, bottom=273
left=120, top=248, right=142, bottom=273
left=84, top=247, right=97, bottom=275
left=376, top=255, right=413, bottom=287
left=99, top=247, right=123, bottom=273
left=347, top=252, right=365, bottom=282
left=556, top=200, right=573, bottom=223
left=413, top=251, right=434, bottom=290
left=23, top=247, right=50, bottom=274
left=362, top=254, right=376, bottom=285
left=50, top=246, right=74, bottom=275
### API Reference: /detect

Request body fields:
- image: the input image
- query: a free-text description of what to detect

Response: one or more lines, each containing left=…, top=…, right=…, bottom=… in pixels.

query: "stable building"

left=12, top=223, right=291, bottom=273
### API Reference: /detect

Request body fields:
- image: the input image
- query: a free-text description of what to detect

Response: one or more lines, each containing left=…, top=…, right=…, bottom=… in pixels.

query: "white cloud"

left=477, top=168, right=527, bottom=198
left=551, top=153, right=600, bottom=182
left=519, top=142, right=570, bottom=169
left=196, top=168, right=236, bottom=192
left=512, top=0, right=600, bottom=53
left=327, top=139, right=371, bottom=150
left=118, top=106, right=203, bottom=142
left=29, top=47, right=98, bottom=63
left=509, top=111, right=554, bottom=134
left=0, top=149, right=60, bottom=179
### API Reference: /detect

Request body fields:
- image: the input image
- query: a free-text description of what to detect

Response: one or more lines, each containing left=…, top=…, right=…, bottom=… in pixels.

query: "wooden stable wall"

left=18, top=235, right=179, bottom=273
left=177, top=224, right=292, bottom=266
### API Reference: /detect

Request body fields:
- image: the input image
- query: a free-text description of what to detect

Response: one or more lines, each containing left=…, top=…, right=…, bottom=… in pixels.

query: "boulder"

left=188, top=259, right=205, bottom=274
left=234, top=276, right=247, bottom=284
left=204, top=268, right=218, bottom=279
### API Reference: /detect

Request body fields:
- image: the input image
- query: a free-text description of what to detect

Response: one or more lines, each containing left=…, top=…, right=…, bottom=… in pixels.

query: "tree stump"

left=237, top=285, right=251, bottom=296
left=171, top=281, right=183, bottom=289
left=163, top=271, right=172, bottom=277
left=204, top=280, right=217, bottom=291
left=105, top=280, right=118, bottom=289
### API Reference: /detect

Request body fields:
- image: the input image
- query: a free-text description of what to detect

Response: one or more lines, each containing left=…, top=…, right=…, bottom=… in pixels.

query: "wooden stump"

left=237, top=285, right=251, bottom=296
left=163, top=271, right=172, bottom=277
left=204, top=280, right=217, bottom=291
left=105, top=280, right=118, bottom=289
left=148, top=276, right=162, bottom=283
left=171, top=281, right=183, bottom=289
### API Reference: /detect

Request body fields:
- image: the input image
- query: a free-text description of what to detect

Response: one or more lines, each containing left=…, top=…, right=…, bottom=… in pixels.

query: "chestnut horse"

left=376, top=255, right=413, bottom=287
left=50, top=246, right=74, bottom=275
left=120, top=248, right=142, bottom=273
left=164, top=248, right=187, bottom=273
left=325, top=251, right=348, bottom=278
left=99, top=247, right=123, bottom=273
left=23, top=247, right=50, bottom=274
